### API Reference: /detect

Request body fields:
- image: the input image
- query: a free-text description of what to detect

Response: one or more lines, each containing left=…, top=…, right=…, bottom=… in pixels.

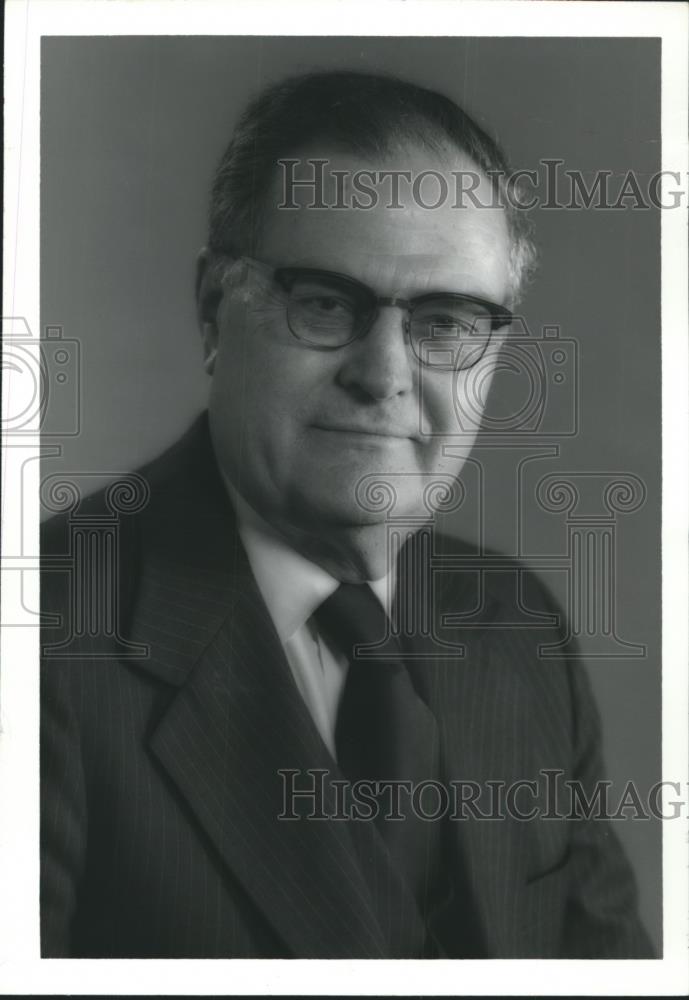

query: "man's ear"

left=195, top=247, right=223, bottom=375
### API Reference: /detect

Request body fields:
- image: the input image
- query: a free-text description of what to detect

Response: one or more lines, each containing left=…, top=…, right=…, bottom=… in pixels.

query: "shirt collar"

left=226, top=483, right=394, bottom=642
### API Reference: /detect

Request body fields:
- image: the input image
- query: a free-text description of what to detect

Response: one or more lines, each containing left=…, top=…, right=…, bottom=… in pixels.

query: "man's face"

left=201, top=145, right=512, bottom=537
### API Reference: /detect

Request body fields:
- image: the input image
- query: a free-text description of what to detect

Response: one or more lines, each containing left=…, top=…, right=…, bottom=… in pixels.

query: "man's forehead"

left=275, top=142, right=494, bottom=196
left=257, top=144, right=512, bottom=300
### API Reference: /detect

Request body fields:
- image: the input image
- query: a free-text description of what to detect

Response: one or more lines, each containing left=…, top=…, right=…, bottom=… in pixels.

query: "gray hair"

left=208, top=70, right=537, bottom=305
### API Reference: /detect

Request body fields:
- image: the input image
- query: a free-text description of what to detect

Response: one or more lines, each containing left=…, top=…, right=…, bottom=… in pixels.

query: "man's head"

left=196, top=71, right=535, bottom=579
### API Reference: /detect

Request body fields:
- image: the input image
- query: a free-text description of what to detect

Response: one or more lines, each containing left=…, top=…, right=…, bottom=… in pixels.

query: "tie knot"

left=314, top=582, right=397, bottom=662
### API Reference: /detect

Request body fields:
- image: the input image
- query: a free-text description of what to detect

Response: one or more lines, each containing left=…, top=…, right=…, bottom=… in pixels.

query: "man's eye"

left=314, top=297, right=345, bottom=312
left=423, top=314, right=474, bottom=333
left=297, top=295, right=354, bottom=317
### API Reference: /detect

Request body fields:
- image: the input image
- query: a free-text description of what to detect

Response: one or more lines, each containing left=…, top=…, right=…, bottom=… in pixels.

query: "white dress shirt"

left=229, top=488, right=394, bottom=759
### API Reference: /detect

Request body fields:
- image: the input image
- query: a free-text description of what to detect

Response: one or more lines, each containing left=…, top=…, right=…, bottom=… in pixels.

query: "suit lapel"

left=148, top=585, right=388, bottom=957
left=427, top=636, right=533, bottom=958
left=401, top=531, right=533, bottom=958
left=124, top=419, right=387, bottom=957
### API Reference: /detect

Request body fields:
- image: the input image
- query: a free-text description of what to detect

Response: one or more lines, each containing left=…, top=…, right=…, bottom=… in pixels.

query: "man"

left=40, top=70, right=652, bottom=958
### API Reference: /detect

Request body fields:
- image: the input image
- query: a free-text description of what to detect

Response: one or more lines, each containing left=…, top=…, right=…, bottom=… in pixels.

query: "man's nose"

left=336, top=306, right=415, bottom=401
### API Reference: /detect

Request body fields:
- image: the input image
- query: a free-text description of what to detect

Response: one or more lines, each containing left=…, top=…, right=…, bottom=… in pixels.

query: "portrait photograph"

left=1, top=1, right=687, bottom=996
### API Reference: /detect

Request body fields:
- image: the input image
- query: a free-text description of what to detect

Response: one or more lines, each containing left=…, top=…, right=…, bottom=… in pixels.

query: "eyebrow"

left=274, top=263, right=511, bottom=317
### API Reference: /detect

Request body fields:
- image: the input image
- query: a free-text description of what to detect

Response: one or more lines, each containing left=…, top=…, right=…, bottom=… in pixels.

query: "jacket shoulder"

left=41, top=412, right=215, bottom=646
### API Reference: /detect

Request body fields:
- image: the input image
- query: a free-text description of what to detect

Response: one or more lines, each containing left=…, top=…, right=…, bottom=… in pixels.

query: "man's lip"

left=311, top=424, right=414, bottom=440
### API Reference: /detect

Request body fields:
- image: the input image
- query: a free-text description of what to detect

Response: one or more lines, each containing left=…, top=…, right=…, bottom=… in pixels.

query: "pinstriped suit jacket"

left=40, top=414, right=653, bottom=958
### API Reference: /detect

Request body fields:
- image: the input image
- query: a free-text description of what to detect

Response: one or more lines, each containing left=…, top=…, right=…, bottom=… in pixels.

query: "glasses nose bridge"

left=359, top=295, right=413, bottom=342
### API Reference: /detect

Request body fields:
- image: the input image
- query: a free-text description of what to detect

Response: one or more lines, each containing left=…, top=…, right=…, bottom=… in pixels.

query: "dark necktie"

left=314, top=583, right=443, bottom=921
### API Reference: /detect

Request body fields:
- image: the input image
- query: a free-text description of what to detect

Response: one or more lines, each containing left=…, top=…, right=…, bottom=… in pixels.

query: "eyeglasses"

left=223, top=255, right=512, bottom=371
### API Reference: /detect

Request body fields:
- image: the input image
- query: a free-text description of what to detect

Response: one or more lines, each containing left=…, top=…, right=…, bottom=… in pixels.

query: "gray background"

left=41, top=36, right=662, bottom=950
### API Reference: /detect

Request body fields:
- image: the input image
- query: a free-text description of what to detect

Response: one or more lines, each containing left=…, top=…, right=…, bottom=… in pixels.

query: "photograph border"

left=2, top=0, right=687, bottom=995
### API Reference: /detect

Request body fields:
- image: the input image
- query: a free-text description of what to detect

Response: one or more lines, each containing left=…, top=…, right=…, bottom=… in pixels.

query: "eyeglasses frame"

left=218, top=253, right=514, bottom=369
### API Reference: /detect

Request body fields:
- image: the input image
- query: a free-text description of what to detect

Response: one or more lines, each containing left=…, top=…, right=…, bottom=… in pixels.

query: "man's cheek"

left=419, top=373, right=464, bottom=436
left=452, top=359, right=500, bottom=432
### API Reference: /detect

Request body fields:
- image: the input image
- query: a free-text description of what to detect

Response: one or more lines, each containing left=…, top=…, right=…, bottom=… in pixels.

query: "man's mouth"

left=311, top=424, right=413, bottom=440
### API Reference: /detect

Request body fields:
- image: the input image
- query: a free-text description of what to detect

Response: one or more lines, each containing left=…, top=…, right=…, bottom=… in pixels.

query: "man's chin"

left=278, top=496, right=407, bottom=582
left=284, top=483, right=428, bottom=530
left=286, top=494, right=388, bottom=530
